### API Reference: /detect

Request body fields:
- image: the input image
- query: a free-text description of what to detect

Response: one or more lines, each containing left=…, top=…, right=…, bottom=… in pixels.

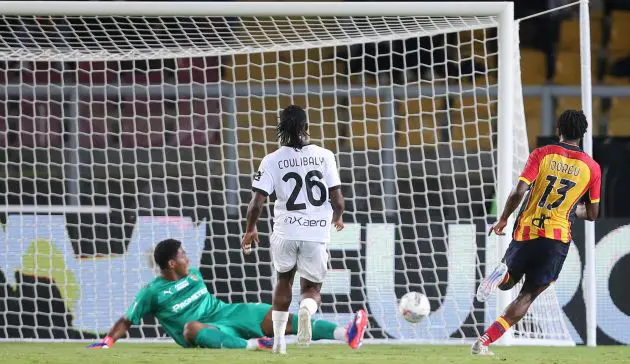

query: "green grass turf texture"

left=1, top=343, right=629, bottom=364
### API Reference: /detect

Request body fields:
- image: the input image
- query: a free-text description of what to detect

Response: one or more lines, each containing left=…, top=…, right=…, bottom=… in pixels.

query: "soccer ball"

left=399, top=291, right=431, bottom=324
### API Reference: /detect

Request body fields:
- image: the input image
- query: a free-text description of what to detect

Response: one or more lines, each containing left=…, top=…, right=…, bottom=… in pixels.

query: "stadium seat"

left=553, top=51, right=596, bottom=85
left=0, top=61, right=22, bottom=84
left=20, top=62, right=64, bottom=85
left=555, top=96, right=601, bottom=116
left=224, top=53, right=284, bottom=84
left=523, top=97, right=542, bottom=149
left=174, top=99, right=221, bottom=147
left=120, top=99, right=166, bottom=148
left=398, top=97, right=443, bottom=148
left=77, top=61, right=120, bottom=85
left=608, top=98, right=630, bottom=136
left=175, top=57, right=220, bottom=85
left=17, top=99, right=63, bottom=148
left=233, top=96, right=276, bottom=172
left=226, top=48, right=338, bottom=86
left=609, top=11, right=630, bottom=52
left=132, top=59, right=169, bottom=85
left=603, top=73, right=629, bottom=85
left=77, top=98, right=120, bottom=149
left=604, top=52, right=630, bottom=84
left=448, top=97, right=496, bottom=151
left=559, top=17, right=602, bottom=52
left=520, top=49, right=547, bottom=85
left=456, top=29, right=496, bottom=68
left=347, top=95, right=381, bottom=150
left=555, top=96, right=602, bottom=134
left=302, top=95, right=339, bottom=152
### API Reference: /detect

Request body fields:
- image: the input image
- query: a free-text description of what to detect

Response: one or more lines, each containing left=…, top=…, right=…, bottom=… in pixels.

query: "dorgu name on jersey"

left=277, top=156, right=325, bottom=170
left=284, top=216, right=328, bottom=227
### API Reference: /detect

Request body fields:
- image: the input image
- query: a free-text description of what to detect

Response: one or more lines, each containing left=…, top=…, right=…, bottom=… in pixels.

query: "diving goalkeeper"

left=88, top=239, right=366, bottom=350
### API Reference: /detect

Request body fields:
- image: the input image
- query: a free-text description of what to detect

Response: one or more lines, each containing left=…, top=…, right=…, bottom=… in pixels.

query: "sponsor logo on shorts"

left=284, top=216, right=328, bottom=227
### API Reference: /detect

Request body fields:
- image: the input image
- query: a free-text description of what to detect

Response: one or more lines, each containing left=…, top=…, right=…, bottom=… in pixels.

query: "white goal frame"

left=0, top=0, right=593, bottom=346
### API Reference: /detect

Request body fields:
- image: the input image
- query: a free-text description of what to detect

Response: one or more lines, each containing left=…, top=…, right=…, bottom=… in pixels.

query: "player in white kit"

left=242, top=105, right=365, bottom=355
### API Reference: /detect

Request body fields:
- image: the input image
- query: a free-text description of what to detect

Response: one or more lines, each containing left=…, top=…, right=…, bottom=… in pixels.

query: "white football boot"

left=297, top=306, right=312, bottom=346
left=476, top=262, right=508, bottom=302
left=471, top=339, right=495, bottom=356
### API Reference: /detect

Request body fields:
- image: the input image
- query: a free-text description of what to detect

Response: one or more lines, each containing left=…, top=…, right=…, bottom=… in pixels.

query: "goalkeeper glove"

left=87, top=336, right=114, bottom=349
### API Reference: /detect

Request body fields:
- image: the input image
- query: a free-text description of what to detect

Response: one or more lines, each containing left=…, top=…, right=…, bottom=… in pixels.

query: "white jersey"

left=251, top=144, right=341, bottom=243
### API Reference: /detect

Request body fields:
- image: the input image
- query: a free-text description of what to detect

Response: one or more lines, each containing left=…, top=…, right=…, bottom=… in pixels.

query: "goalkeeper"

left=88, top=239, right=366, bottom=350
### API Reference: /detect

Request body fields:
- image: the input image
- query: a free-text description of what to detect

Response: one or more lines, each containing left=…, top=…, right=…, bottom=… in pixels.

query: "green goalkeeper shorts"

left=208, top=302, right=271, bottom=339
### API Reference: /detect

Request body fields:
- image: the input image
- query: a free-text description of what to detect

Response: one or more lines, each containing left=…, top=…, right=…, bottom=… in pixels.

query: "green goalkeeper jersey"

left=125, top=267, right=226, bottom=346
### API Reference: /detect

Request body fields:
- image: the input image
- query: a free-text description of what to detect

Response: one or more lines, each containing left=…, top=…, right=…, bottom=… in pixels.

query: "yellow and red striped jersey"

left=513, top=142, right=601, bottom=243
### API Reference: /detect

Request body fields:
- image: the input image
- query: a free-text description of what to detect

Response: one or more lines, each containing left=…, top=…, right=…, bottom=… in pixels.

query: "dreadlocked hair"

left=277, top=105, right=309, bottom=149
left=557, top=109, right=588, bottom=140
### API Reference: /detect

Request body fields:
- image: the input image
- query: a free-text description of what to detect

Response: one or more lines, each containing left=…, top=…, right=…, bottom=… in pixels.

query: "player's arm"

left=576, top=162, right=601, bottom=221
left=88, top=286, right=153, bottom=349
left=86, top=317, right=131, bottom=349
left=107, top=317, right=133, bottom=341
left=491, top=180, right=530, bottom=236
left=491, top=148, right=541, bottom=236
left=242, top=158, right=274, bottom=254
left=575, top=201, right=599, bottom=221
left=330, top=186, right=344, bottom=231
left=326, top=151, right=344, bottom=231
left=242, top=191, right=267, bottom=254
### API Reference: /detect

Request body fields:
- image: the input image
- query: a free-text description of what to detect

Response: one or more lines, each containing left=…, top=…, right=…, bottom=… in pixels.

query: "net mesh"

left=0, top=13, right=571, bottom=344
left=0, top=15, right=496, bottom=59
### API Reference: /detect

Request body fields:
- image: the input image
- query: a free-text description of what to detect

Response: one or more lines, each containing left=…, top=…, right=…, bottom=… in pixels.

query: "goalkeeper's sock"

left=480, top=316, right=512, bottom=346
left=311, top=319, right=338, bottom=340
left=194, top=327, right=248, bottom=349
left=272, top=310, right=289, bottom=354
left=334, top=327, right=347, bottom=341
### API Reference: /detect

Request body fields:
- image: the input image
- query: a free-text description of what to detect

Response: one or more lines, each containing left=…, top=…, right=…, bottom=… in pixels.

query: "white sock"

left=334, top=327, right=347, bottom=341
left=246, top=339, right=259, bottom=350
left=272, top=310, right=289, bottom=350
left=299, top=297, right=318, bottom=315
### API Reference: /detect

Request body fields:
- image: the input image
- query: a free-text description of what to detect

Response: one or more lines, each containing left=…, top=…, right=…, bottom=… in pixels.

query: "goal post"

left=0, top=1, right=575, bottom=345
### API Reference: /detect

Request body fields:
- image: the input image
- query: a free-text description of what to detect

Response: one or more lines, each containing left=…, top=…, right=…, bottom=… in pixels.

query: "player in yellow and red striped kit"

left=472, top=110, right=601, bottom=355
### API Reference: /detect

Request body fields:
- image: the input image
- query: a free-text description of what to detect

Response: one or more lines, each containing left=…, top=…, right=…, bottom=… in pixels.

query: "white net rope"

left=0, top=13, right=569, bottom=344
left=0, top=15, right=496, bottom=60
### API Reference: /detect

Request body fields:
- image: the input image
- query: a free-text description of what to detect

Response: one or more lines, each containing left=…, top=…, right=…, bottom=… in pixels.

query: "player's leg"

left=296, top=276, right=320, bottom=345
left=269, top=234, right=299, bottom=354
left=476, top=240, right=525, bottom=302
left=473, top=239, right=569, bottom=355
left=294, top=241, right=328, bottom=345
left=471, top=281, right=549, bottom=355
left=294, top=241, right=367, bottom=349
left=259, top=303, right=367, bottom=350
left=182, top=321, right=271, bottom=350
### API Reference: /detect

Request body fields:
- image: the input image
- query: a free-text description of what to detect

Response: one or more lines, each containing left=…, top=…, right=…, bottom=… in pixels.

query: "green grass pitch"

left=1, top=343, right=629, bottom=364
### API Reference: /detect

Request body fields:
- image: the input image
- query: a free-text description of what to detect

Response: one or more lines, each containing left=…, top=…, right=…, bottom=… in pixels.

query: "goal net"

left=0, top=1, right=573, bottom=345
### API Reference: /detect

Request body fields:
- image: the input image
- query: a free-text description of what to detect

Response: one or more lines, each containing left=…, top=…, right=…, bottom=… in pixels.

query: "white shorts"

left=270, top=233, right=328, bottom=283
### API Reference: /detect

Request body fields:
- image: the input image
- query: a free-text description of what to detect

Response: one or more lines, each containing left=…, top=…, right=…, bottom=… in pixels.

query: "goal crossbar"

left=1, top=1, right=513, bottom=17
